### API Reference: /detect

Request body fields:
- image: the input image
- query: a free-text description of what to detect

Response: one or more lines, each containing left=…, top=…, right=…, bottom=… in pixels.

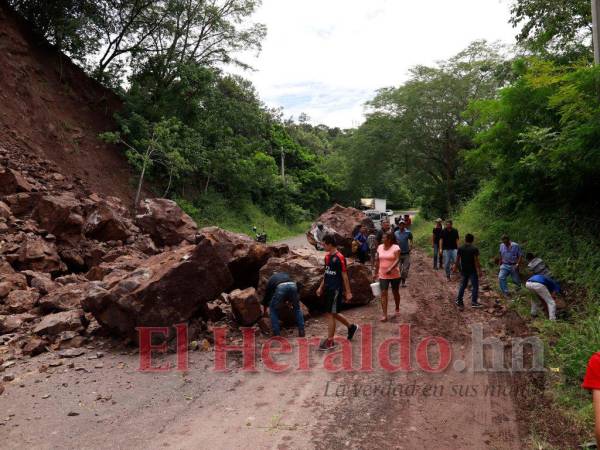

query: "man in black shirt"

left=262, top=272, right=305, bottom=337
left=376, top=220, right=392, bottom=245
left=453, top=233, right=483, bottom=310
left=432, top=218, right=443, bottom=270
left=316, top=234, right=358, bottom=351
left=440, top=220, right=459, bottom=281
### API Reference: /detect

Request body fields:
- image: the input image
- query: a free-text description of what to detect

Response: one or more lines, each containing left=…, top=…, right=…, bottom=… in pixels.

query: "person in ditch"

left=262, top=272, right=305, bottom=337
left=317, top=233, right=359, bottom=351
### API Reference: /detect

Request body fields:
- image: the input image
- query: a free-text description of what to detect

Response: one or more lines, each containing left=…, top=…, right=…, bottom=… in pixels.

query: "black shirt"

left=262, top=272, right=291, bottom=306
left=441, top=228, right=459, bottom=250
left=432, top=227, right=443, bottom=245
left=324, top=251, right=347, bottom=292
left=376, top=229, right=394, bottom=245
left=458, top=244, right=479, bottom=275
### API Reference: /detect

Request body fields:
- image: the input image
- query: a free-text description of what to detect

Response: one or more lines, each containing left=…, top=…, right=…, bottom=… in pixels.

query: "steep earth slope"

left=0, top=0, right=135, bottom=202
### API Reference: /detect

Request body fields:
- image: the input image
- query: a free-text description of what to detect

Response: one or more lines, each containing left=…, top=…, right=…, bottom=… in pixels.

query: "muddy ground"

left=0, top=238, right=544, bottom=449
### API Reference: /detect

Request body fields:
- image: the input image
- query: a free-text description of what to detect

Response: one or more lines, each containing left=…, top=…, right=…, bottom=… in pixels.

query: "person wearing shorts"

left=373, top=231, right=401, bottom=322
left=317, top=234, right=358, bottom=351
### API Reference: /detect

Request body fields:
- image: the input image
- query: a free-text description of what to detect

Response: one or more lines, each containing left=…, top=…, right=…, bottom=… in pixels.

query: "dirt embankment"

left=0, top=1, right=135, bottom=203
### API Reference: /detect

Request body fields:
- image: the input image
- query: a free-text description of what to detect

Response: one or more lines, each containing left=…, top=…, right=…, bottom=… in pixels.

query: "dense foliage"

left=9, top=0, right=339, bottom=224
left=324, top=41, right=510, bottom=216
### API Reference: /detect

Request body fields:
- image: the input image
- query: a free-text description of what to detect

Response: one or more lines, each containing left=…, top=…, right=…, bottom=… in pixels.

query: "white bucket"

left=370, top=282, right=381, bottom=297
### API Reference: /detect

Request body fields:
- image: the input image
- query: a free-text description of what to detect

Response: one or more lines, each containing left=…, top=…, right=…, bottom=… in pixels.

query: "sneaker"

left=298, top=329, right=306, bottom=338
left=447, top=276, right=451, bottom=282
left=471, top=303, right=483, bottom=308
left=347, top=324, right=359, bottom=341
left=318, top=339, right=335, bottom=351
left=455, top=300, right=464, bottom=311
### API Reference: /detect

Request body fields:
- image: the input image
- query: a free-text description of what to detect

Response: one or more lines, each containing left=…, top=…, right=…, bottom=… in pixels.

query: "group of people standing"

left=353, top=215, right=414, bottom=322
left=263, top=213, right=563, bottom=354
left=430, top=220, right=561, bottom=319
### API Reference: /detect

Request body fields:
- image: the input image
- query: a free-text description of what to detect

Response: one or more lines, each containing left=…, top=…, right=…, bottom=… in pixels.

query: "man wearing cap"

left=498, top=234, right=523, bottom=297
left=394, top=220, right=413, bottom=287
left=432, top=218, right=443, bottom=270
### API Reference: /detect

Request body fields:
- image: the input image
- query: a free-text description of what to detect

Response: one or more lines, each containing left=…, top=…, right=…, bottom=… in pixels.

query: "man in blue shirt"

left=394, top=220, right=413, bottom=287
left=354, top=225, right=369, bottom=264
left=498, top=234, right=523, bottom=297
left=525, top=274, right=561, bottom=321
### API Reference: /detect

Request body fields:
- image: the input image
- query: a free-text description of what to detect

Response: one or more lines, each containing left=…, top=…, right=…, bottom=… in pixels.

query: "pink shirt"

left=377, top=244, right=401, bottom=279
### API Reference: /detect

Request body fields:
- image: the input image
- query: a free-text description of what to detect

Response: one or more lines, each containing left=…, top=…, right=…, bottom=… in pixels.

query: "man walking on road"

left=432, top=218, right=443, bottom=270
left=376, top=219, right=392, bottom=246
left=317, top=234, right=358, bottom=351
left=441, top=220, right=459, bottom=281
left=498, top=234, right=523, bottom=297
left=454, top=233, right=483, bottom=310
left=394, top=220, right=413, bottom=287
left=262, top=273, right=305, bottom=337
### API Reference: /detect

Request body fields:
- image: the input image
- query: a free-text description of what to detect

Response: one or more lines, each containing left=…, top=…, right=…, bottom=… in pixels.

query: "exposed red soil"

left=0, top=1, right=136, bottom=203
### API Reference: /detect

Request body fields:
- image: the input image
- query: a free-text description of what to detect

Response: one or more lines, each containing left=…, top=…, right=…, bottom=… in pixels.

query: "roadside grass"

left=413, top=185, right=600, bottom=443
left=176, top=193, right=311, bottom=242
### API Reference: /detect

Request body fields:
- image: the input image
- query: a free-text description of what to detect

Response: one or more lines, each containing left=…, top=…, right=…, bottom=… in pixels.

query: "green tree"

left=510, top=0, right=592, bottom=59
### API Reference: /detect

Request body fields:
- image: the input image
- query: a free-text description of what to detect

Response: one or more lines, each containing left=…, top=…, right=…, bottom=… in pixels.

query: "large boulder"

left=33, top=310, right=87, bottom=336
left=2, top=193, right=43, bottom=217
left=229, top=287, right=262, bottom=326
left=83, top=195, right=133, bottom=242
left=0, top=201, right=11, bottom=220
left=5, top=288, right=40, bottom=314
left=0, top=167, right=33, bottom=195
left=307, top=204, right=375, bottom=255
left=200, top=227, right=289, bottom=289
left=34, top=193, right=84, bottom=245
left=0, top=261, right=27, bottom=298
left=15, top=235, right=66, bottom=274
left=38, top=283, right=89, bottom=313
left=81, top=239, right=233, bottom=337
left=135, top=198, right=198, bottom=247
left=258, top=248, right=374, bottom=311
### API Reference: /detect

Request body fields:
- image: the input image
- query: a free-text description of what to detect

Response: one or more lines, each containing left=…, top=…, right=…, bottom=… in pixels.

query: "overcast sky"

left=232, top=0, right=517, bottom=128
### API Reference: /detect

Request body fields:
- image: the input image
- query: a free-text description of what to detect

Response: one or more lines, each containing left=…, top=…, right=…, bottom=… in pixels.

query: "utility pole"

left=280, top=147, right=285, bottom=183
left=593, top=0, right=600, bottom=63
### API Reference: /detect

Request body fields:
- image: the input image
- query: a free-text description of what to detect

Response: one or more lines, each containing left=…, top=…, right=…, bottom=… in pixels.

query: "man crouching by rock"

left=317, top=234, right=359, bottom=351
left=262, top=273, right=305, bottom=337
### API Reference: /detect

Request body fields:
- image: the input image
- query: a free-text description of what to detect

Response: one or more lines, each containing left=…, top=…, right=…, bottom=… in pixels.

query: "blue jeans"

left=433, top=245, right=440, bottom=269
left=498, top=264, right=521, bottom=295
left=269, top=282, right=305, bottom=336
left=457, top=272, right=479, bottom=305
left=443, top=249, right=458, bottom=277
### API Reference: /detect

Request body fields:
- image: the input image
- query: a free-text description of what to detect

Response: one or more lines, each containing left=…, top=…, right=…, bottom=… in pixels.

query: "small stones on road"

left=58, top=349, right=85, bottom=358
left=2, top=374, right=15, bottom=382
left=67, top=411, right=79, bottom=417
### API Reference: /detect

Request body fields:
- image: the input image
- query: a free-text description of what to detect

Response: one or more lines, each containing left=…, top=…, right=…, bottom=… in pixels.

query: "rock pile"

left=306, top=204, right=375, bottom=255
left=0, top=143, right=375, bottom=363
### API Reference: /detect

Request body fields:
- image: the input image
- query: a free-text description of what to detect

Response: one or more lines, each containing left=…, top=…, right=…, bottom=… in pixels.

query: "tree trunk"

left=134, top=162, right=147, bottom=212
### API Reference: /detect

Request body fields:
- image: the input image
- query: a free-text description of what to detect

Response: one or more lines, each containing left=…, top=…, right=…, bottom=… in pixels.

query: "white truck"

left=360, top=198, right=387, bottom=213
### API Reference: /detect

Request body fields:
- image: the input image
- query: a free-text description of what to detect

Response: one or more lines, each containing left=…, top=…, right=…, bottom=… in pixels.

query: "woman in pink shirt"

left=373, top=231, right=401, bottom=322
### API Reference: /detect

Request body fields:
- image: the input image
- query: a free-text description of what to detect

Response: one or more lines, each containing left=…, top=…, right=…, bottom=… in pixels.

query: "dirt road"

left=0, top=237, right=525, bottom=449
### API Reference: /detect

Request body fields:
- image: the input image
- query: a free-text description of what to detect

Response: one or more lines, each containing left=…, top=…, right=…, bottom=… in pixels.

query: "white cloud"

left=229, top=0, right=517, bottom=128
